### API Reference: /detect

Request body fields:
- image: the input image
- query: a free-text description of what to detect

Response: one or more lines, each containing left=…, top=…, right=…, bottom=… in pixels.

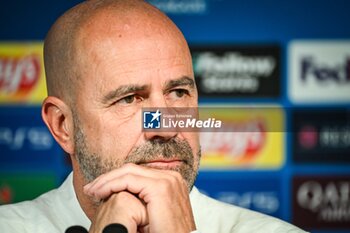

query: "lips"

left=138, top=159, right=184, bottom=169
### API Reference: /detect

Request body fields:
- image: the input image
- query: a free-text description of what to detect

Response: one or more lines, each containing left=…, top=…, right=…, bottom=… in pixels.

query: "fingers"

left=89, top=191, right=148, bottom=233
left=87, top=173, right=152, bottom=200
left=84, top=163, right=185, bottom=200
left=86, top=163, right=181, bottom=189
left=84, top=163, right=160, bottom=191
left=85, top=163, right=196, bottom=233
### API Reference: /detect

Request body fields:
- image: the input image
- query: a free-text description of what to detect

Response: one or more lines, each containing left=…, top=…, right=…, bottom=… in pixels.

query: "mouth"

left=138, top=159, right=184, bottom=169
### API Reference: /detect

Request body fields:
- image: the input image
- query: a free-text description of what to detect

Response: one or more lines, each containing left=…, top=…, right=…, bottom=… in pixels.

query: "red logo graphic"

left=0, top=54, right=41, bottom=97
left=0, top=185, right=12, bottom=204
left=298, top=125, right=318, bottom=149
left=201, top=119, right=266, bottom=162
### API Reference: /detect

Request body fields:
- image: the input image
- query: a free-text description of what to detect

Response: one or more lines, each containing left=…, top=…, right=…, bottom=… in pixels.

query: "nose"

left=144, top=128, right=178, bottom=142
left=143, top=92, right=178, bottom=142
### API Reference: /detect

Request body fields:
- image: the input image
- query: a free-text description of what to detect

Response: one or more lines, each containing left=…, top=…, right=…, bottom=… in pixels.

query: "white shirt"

left=0, top=173, right=307, bottom=233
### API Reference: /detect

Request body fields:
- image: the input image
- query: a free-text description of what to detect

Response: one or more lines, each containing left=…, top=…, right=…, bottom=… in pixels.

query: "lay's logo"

left=0, top=42, right=47, bottom=104
left=0, top=55, right=41, bottom=96
left=200, top=120, right=267, bottom=162
left=199, top=106, right=284, bottom=169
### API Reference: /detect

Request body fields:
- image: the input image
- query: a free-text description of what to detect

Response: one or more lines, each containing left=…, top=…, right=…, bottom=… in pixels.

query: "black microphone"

left=103, top=223, right=128, bottom=233
left=65, top=225, right=89, bottom=233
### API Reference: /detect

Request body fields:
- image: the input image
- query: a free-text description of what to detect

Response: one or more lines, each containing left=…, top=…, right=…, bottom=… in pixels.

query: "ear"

left=42, top=96, right=75, bottom=155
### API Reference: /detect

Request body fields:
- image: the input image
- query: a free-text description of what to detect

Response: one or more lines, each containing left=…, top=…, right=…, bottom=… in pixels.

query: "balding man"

left=0, top=1, right=306, bottom=233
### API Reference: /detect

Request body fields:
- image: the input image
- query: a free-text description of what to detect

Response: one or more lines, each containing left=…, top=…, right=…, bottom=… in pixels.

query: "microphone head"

left=65, top=225, right=89, bottom=233
left=103, top=223, right=128, bottom=233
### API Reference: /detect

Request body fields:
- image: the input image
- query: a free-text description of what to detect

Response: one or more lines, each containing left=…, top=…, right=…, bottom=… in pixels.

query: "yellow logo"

left=199, top=106, right=285, bottom=169
left=0, top=42, right=47, bottom=104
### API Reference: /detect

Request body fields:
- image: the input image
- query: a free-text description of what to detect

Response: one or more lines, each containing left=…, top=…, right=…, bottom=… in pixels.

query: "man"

left=0, top=1, right=306, bottom=232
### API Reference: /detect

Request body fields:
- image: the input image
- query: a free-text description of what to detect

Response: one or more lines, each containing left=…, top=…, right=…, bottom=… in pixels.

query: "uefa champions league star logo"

left=143, top=110, right=162, bottom=129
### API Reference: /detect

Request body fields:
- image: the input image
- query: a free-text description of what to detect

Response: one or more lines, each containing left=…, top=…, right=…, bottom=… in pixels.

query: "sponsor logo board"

left=292, top=176, right=350, bottom=230
left=141, top=106, right=284, bottom=168
left=288, top=40, right=350, bottom=103
left=199, top=106, right=284, bottom=169
left=191, top=45, right=281, bottom=98
left=0, top=173, right=56, bottom=204
left=148, top=0, right=207, bottom=14
left=292, top=108, right=350, bottom=164
left=0, top=107, right=58, bottom=167
left=196, top=174, right=282, bottom=217
left=0, top=42, right=47, bottom=104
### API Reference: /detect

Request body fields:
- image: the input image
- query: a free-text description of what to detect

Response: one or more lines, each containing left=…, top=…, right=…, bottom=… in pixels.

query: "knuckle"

left=123, top=163, right=135, bottom=169
left=158, top=179, right=172, bottom=193
left=119, top=173, right=131, bottom=184
left=117, top=191, right=131, bottom=200
left=172, top=171, right=183, bottom=180
left=95, top=173, right=105, bottom=182
left=167, top=170, right=183, bottom=183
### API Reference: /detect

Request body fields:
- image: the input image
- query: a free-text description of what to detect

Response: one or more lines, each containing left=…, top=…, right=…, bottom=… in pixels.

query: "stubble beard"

left=73, top=114, right=201, bottom=192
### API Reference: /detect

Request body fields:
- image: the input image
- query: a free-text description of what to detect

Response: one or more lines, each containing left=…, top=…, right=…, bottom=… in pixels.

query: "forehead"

left=76, top=6, right=186, bottom=50
left=74, top=11, right=193, bottom=92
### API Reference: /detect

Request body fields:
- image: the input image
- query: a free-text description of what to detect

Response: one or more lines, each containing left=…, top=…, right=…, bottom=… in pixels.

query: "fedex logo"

left=301, top=57, right=350, bottom=83
left=289, top=40, right=350, bottom=103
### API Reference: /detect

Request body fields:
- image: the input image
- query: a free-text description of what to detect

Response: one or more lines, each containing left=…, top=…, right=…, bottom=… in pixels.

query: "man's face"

left=71, top=19, right=200, bottom=191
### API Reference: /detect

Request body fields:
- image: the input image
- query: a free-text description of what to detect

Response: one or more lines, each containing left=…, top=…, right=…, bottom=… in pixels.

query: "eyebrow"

left=164, top=76, right=195, bottom=90
left=102, top=84, right=148, bottom=104
left=102, top=76, right=195, bottom=104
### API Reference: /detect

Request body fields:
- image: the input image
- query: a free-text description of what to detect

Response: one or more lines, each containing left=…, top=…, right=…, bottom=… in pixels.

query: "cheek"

left=183, top=132, right=200, bottom=153
left=84, top=113, right=143, bottom=159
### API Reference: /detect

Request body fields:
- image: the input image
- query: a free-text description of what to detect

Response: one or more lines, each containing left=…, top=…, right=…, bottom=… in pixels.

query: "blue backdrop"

left=1, top=1, right=350, bottom=232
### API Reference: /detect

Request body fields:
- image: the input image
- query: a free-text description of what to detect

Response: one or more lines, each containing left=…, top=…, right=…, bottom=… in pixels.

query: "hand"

left=84, top=163, right=196, bottom=233
left=89, top=191, right=147, bottom=233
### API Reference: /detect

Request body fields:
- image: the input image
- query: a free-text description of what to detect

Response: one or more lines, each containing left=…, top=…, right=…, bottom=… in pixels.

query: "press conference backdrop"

left=1, top=0, right=350, bottom=232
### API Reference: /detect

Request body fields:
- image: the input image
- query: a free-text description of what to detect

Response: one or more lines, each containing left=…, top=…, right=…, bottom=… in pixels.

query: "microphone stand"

left=65, top=223, right=128, bottom=233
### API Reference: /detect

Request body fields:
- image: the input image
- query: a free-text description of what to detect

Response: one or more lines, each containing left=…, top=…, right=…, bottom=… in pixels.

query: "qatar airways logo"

left=297, top=180, right=350, bottom=222
left=143, top=109, right=222, bottom=130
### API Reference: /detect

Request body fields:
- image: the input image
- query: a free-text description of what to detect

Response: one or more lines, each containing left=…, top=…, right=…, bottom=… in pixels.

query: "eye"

left=170, top=89, right=189, bottom=98
left=116, top=94, right=140, bottom=105
left=122, top=95, right=135, bottom=103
